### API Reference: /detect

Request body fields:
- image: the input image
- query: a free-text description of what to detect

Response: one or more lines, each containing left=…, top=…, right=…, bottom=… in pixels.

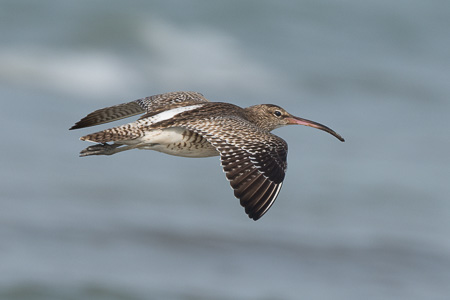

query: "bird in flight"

left=70, top=91, right=344, bottom=220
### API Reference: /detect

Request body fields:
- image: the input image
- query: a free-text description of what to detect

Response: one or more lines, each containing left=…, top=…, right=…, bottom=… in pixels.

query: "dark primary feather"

left=70, top=91, right=209, bottom=130
left=219, top=144, right=285, bottom=220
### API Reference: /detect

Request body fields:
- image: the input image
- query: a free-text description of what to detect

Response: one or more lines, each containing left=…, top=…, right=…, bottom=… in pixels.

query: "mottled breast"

left=137, top=127, right=219, bottom=158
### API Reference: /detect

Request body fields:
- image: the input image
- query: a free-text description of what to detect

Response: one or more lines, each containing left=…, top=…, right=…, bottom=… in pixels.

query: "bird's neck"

left=244, top=106, right=274, bottom=132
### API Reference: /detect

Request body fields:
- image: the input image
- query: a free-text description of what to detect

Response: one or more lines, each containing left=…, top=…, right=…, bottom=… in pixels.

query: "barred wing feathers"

left=70, top=91, right=208, bottom=130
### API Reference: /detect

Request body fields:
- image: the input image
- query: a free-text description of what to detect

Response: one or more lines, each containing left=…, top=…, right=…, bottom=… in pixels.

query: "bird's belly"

left=124, top=127, right=218, bottom=158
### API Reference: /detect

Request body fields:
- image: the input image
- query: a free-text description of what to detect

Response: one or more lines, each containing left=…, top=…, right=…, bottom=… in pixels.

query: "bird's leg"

left=79, top=143, right=139, bottom=157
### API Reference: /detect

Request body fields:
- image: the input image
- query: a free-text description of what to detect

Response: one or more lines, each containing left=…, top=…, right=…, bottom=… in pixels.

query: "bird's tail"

left=80, top=123, right=144, bottom=144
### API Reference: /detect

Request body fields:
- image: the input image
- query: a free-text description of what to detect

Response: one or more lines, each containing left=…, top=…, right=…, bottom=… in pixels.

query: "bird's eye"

left=274, top=110, right=282, bottom=117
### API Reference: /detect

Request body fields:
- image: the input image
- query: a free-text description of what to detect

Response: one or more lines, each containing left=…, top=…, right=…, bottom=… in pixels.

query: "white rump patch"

left=151, top=104, right=204, bottom=123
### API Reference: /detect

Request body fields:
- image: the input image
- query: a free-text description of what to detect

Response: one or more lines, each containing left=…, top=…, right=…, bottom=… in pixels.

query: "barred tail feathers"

left=80, top=123, right=144, bottom=143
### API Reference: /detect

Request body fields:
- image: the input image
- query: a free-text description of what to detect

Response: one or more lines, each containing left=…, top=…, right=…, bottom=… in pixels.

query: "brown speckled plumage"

left=70, top=91, right=344, bottom=220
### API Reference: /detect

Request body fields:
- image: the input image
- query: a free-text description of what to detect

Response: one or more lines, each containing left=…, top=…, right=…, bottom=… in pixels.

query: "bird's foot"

left=79, top=143, right=121, bottom=157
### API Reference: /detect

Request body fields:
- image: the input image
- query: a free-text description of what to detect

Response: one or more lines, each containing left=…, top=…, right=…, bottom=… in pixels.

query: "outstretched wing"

left=152, top=104, right=288, bottom=220
left=217, top=137, right=287, bottom=220
left=70, top=91, right=209, bottom=130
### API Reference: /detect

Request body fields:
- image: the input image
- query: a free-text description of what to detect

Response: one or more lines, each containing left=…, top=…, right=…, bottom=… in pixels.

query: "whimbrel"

left=70, top=91, right=344, bottom=220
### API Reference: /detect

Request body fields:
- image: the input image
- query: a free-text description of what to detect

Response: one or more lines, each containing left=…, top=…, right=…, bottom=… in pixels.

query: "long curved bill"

left=288, top=116, right=345, bottom=142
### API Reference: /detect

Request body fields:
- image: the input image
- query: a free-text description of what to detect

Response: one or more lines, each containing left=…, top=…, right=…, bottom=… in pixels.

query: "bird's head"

left=245, top=104, right=345, bottom=142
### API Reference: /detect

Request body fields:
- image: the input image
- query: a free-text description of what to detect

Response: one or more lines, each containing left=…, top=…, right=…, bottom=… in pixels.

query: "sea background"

left=1, top=1, right=449, bottom=299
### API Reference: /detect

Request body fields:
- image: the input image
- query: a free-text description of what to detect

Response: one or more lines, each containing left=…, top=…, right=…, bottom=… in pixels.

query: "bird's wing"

left=137, top=91, right=209, bottom=113
left=154, top=111, right=288, bottom=221
left=218, top=137, right=287, bottom=220
left=70, top=91, right=209, bottom=130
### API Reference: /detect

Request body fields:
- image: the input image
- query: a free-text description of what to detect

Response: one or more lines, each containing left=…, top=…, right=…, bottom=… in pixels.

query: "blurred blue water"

left=1, top=1, right=449, bottom=299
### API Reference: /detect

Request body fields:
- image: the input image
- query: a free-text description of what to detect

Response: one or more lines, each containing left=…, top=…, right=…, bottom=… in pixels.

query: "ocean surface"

left=1, top=1, right=449, bottom=299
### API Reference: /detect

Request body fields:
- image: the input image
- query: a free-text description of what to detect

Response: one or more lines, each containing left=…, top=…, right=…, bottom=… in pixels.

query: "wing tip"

left=69, top=119, right=95, bottom=130
left=69, top=123, right=82, bottom=130
left=244, top=181, right=283, bottom=221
